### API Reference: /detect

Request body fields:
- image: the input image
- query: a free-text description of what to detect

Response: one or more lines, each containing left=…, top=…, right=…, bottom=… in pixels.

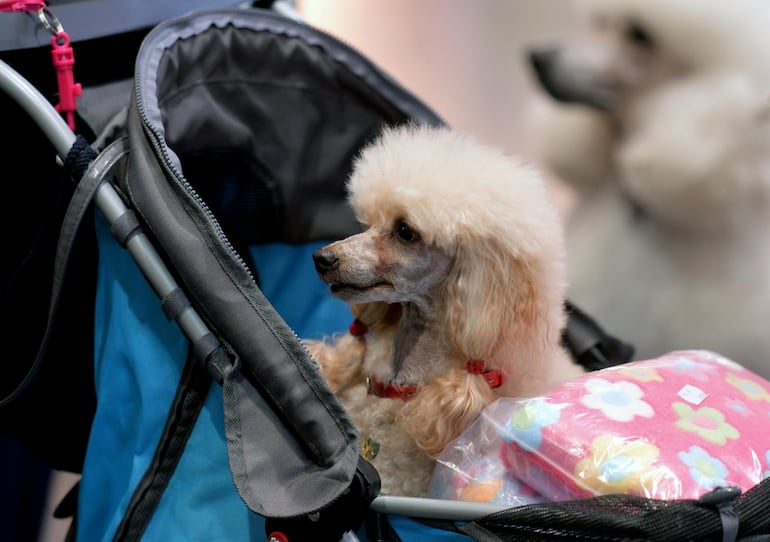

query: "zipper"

left=130, top=8, right=444, bottom=464
left=133, top=6, right=444, bottom=285
left=133, top=71, right=342, bottom=465
left=132, top=7, right=443, bottom=330
left=133, top=77, right=257, bottom=286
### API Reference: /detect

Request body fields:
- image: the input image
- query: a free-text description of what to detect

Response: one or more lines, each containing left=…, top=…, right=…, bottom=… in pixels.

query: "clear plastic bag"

left=431, top=350, right=770, bottom=505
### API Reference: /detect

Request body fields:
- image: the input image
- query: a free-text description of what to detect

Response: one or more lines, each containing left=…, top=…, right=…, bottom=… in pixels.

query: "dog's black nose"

left=313, top=249, right=339, bottom=273
left=528, top=47, right=557, bottom=77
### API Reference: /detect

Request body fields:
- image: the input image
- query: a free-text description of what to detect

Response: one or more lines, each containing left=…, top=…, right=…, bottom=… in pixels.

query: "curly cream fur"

left=304, top=124, right=583, bottom=496
left=530, top=0, right=770, bottom=377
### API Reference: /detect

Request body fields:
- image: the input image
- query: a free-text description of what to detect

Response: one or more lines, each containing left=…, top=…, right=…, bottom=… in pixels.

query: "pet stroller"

left=2, top=4, right=769, bottom=541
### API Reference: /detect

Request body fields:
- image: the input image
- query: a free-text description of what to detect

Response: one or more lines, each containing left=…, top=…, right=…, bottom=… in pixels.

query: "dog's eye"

left=626, top=21, right=653, bottom=48
left=395, top=221, right=419, bottom=243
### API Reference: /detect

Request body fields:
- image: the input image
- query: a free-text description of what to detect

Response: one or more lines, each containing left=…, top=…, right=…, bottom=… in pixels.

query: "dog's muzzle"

left=528, top=46, right=616, bottom=112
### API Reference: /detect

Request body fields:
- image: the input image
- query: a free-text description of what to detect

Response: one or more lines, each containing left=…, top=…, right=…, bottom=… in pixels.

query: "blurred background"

left=300, top=0, right=578, bottom=215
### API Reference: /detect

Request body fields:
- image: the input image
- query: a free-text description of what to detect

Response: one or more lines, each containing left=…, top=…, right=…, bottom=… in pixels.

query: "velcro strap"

left=700, top=486, right=741, bottom=542
left=192, top=333, right=235, bottom=383
left=110, top=209, right=142, bottom=248
left=160, top=288, right=191, bottom=322
left=192, top=333, right=222, bottom=365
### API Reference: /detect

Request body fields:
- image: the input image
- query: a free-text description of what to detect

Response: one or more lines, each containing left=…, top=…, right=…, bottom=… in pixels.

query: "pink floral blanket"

left=430, top=350, right=770, bottom=503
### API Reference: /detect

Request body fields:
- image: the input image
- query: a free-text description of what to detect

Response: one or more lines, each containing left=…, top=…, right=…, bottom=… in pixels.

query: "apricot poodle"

left=305, top=124, right=583, bottom=496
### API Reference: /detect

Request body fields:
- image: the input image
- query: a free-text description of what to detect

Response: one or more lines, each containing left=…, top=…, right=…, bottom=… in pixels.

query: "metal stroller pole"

left=370, top=495, right=505, bottom=520
left=1, top=57, right=512, bottom=535
left=0, top=58, right=213, bottom=351
left=0, top=59, right=75, bottom=157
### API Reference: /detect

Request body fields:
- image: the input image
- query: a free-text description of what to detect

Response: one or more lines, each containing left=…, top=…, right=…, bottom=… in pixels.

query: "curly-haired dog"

left=305, top=124, right=584, bottom=496
left=527, top=0, right=770, bottom=377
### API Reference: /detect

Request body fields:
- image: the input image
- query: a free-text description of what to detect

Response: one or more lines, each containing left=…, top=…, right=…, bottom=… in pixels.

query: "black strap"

left=700, top=486, right=741, bottom=542
left=562, top=300, right=635, bottom=371
left=0, top=135, right=99, bottom=406
left=112, top=348, right=212, bottom=542
left=63, top=135, right=98, bottom=183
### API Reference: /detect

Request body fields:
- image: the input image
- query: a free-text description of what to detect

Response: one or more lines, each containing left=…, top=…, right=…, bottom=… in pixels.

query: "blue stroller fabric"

left=85, top=221, right=467, bottom=541
left=81, top=213, right=352, bottom=540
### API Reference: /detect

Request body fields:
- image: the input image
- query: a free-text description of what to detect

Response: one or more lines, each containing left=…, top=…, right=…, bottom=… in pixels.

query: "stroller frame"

left=0, top=37, right=506, bottom=539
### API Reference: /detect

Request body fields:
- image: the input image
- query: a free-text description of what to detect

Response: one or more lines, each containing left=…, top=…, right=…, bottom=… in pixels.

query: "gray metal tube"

left=0, top=59, right=75, bottom=159
left=369, top=495, right=508, bottom=521
left=0, top=57, right=212, bottom=347
left=84, top=143, right=212, bottom=345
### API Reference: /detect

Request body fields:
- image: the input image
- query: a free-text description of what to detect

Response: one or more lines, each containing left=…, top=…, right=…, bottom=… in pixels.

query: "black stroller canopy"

left=124, top=6, right=442, bottom=521
left=136, top=8, right=443, bottom=244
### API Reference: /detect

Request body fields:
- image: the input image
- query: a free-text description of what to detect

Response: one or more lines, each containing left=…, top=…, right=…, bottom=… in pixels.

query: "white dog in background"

left=527, top=0, right=770, bottom=377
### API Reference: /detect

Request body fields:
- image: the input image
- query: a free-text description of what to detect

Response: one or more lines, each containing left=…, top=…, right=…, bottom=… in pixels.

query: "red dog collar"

left=367, top=376, right=421, bottom=400
left=355, top=319, right=505, bottom=399
left=466, top=359, right=505, bottom=389
left=349, top=318, right=368, bottom=337
left=366, top=361, right=504, bottom=401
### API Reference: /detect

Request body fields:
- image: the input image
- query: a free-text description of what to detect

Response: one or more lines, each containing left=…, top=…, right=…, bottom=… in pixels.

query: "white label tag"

left=678, top=384, right=707, bottom=405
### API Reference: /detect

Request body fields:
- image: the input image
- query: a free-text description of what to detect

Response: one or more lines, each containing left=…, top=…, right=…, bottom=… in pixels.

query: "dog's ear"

left=444, top=238, right=539, bottom=360
left=399, top=369, right=494, bottom=457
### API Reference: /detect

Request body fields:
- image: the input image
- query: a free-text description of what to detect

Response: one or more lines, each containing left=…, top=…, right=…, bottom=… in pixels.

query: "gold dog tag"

left=361, top=434, right=380, bottom=460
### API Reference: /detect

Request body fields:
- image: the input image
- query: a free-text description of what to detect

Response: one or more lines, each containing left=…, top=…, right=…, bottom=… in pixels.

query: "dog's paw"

left=303, top=335, right=366, bottom=392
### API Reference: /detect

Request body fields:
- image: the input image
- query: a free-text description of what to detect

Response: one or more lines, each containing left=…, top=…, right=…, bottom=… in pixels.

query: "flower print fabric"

left=672, top=402, right=739, bottom=445
left=580, top=378, right=655, bottom=422
left=501, top=397, right=565, bottom=451
left=725, top=373, right=770, bottom=402
left=430, top=350, right=770, bottom=505
left=485, top=350, right=770, bottom=501
left=575, top=435, right=674, bottom=495
left=678, top=446, right=729, bottom=489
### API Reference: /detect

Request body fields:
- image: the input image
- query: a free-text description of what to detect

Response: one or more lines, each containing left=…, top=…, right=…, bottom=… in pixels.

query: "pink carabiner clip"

left=0, top=1, right=46, bottom=12
left=50, top=30, right=81, bottom=131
